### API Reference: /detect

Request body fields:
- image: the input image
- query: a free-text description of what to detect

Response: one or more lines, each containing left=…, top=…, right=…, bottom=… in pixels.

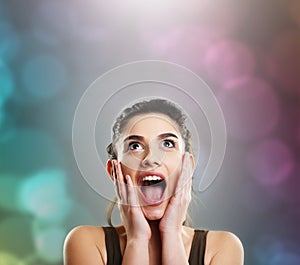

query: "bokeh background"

left=0, top=0, right=299, bottom=264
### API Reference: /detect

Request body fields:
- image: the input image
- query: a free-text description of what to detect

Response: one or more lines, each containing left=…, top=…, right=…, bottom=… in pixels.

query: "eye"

left=162, top=139, right=175, bottom=148
left=128, top=142, right=144, bottom=151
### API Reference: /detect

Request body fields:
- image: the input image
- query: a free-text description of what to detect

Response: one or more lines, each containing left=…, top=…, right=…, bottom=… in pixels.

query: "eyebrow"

left=158, top=133, right=179, bottom=140
left=123, top=133, right=179, bottom=143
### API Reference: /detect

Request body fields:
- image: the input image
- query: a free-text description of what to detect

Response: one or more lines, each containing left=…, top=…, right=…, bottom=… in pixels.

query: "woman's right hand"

left=112, top=160, right=151, bottom=241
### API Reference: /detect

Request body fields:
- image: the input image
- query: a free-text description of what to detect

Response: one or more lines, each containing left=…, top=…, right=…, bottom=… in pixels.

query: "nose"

left=141, top=149, right=162, bottom=168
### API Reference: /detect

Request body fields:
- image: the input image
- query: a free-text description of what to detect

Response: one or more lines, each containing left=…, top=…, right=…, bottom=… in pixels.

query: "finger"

left=112, top=160, right=121, bottom=199
left=115, top=161, right=128, bottom=204
left=183, top=167, right=192, bottom=201
left=125, top=175, right=138, bottom=206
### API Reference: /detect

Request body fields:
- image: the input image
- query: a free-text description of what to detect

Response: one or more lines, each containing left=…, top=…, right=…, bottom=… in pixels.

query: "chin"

left=142, top=204, right=167, bottom=221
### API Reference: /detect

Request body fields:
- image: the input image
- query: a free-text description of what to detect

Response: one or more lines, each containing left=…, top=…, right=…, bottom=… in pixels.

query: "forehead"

left=122, top=113, right=180, bottom=137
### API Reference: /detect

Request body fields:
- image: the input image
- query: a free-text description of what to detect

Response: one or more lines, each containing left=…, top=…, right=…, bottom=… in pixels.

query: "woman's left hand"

left=159, top=152, right=193, bottom=235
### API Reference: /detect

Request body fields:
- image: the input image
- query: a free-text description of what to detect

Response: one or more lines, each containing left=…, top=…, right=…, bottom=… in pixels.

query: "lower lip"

left=138, top=188, right=166, bottom=207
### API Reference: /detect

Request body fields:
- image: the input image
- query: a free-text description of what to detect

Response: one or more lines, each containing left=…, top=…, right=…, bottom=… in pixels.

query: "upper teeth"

left=142, top=175, right=162, bottom=181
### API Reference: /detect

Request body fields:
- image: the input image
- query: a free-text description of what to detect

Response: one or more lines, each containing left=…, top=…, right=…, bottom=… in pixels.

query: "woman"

left=64, top=98, right=244, bottom=265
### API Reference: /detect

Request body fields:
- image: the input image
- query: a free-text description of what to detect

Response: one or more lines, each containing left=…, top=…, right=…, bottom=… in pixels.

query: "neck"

left=148, top=220, right=161, bottom=239
left=147, top=220, right=162, bottom=262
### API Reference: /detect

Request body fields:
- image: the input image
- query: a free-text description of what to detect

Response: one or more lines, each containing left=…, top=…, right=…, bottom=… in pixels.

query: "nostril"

left=141, top=159, right=160, bottom=167
left=141, top=153, right=162, bottom=167
left=141, top=159, right=150, bottom=167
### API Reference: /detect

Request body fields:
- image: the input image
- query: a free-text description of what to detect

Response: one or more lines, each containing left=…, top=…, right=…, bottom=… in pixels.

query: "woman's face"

left=114, top=112, right=187, bottom=220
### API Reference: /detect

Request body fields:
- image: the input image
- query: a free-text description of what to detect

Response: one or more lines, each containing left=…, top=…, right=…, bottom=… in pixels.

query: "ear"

left=106, top=160, right=115, bottom=182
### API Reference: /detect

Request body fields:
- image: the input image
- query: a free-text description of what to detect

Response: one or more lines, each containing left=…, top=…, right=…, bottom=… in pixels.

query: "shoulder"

left=64, top=225, right=107, bottom=245
left=205, top=230, right=244, bottom=265
left=63, top=225, right=107, bottom=265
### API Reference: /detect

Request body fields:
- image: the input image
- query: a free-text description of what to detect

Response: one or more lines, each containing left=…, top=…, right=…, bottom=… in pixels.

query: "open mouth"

left=138, top=174, right=166, bottom=205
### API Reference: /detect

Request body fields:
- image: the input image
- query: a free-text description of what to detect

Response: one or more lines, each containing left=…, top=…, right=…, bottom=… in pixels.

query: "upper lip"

left=137, top=171, right=166, bottom=186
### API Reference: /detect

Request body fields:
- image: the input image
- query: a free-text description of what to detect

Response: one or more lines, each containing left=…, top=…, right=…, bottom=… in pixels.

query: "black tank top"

left=103, top=226, right=208, bottom=265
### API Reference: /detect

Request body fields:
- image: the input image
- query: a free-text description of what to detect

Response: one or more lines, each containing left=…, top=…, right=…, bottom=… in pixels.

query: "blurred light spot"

left=246, top=138, right=295, bottom=187
left=21, top=55, right=66, bottom=99
left=218, top=78, right=280, bottom=141
left=143, top=25, right=228, bottom=72
left=271, top=252, right=300, bottom=265
left=0, top=252, right=24, bottom=265
left=0, top=21, right=21, bottom=62
left=18, top=169, right=72, bottom=223
left=204, top=39, right=256, bottom=88
left=0, top=175, right=23, bottom=212
left=34, top=226, right=66, bottom=263
left=0, top=62, right=15, bottom=107
left=266, top=30, right=300, bottom=96
left=0, top=129, right=65, bottom=174
left=0, top=217, right=34, bottom=257
left=254, top=236, right=300, bottom=265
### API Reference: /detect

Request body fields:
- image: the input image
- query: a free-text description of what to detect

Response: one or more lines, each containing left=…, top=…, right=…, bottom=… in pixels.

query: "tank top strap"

left=103, top=226, right=122, bottom=265
left=103, top=227, right=207, bottom=265
left=188, top=230, right=208, bottom=265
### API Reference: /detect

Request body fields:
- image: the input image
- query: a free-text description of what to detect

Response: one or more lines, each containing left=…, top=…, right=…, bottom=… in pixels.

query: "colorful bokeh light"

left=254, top=236, right=300, bottom=265
left=0, top=252, right=24, bottom=265
left=0, top=175, right=23, bottom=212
left=0, top=1, right=299, bottom=264
left=246, top=138, right=296, bottom=187
left=0, top=217, right=34, bottom=257
left=18, top=169, right=71, bottom=223
left=204, top=39, right=256, bottom=88
left=21, top=55, right=67, bottom=100
left=218, top=78, right=280, bottom=141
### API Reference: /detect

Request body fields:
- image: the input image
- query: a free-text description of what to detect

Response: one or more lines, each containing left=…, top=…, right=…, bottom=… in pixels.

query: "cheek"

left=119, top=153, right=142, bottom=172
left=120, top=164, right=134, bottom=179
left=165, top=153, right=183, bottom=175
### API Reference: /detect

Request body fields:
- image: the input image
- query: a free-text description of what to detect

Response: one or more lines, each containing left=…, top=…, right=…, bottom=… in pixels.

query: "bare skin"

left=64, top=113, right=244, bottom=265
